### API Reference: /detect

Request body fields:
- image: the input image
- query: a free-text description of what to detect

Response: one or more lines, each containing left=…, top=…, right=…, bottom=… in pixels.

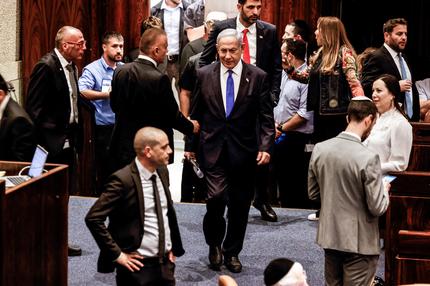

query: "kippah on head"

left=264, top=258, right=294, bottom=285
left=351, top=95, right=372, bottom=102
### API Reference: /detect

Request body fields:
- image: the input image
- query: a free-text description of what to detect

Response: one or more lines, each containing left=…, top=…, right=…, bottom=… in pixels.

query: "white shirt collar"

left=236, top=16, right=256, bottom=34
left=384, top=43, right=400, bottom=59
left=138, top=54, right=158, bottom=67
left=135, top=157, right=157, bottom=181
left=0, top=94, right=10, bottom=121
left=161, top=0, right=183, bottom=10
left=220, top=60, right=243, bottom=76
left=54, top=48, right=72, bottom=68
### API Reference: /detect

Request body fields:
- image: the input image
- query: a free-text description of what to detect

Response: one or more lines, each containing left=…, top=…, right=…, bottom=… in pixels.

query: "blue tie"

left=226, top=70, right=234, bottom=117
left=398, top=53, right=413, bottom=118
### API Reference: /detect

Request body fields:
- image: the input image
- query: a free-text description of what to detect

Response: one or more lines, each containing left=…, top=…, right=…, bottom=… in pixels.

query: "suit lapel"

left=212, top=63, right=226, bottom=117
left=255, top=21, right=265, bottom=67
left=381, top=46, right=402, bottom=79
left=157, top=166, right=173, bottom=206
left=130, top=162, right=146, bottom=225
left=231, top=62, right=251, bottom=114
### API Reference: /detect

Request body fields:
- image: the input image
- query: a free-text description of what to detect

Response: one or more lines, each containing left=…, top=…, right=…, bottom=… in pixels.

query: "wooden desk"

left=0, top=161, right=68, bottom=286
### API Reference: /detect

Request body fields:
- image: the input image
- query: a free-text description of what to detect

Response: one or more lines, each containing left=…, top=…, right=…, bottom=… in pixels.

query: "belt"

left=167, top=54, right=179, bottom=63
left=136, top=254, right=169, bottom=266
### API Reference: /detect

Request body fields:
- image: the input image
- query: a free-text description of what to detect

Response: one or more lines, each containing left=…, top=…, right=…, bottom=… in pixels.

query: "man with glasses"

left=26, top=25, right=87, bottom=257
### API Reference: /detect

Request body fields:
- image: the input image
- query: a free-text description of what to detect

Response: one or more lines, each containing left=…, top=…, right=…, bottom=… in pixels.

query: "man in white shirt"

left=151, top=0, right=190, bottom=93
left=199, top=0, right=282, bottom=223
left=361, top=18, right=420, bottom=121
left=86, top=127, right=184, bottom=286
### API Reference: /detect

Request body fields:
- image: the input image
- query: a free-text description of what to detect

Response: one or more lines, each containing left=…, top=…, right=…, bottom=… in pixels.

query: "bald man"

left=26, top=25, right=87, bottom=256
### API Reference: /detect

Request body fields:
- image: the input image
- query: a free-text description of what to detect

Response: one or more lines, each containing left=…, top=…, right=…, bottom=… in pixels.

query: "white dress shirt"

left=161, top=0, right=183, bottom=56
left=384, top=43, right=412, bottom=81
left=135, top=158, right=172, bottom=257
left=54, top=48, right=77, bottom=124
left=220, top=61, right=243, bottom=113
left=236, top=17, right=257, bottom=66
left=364, top=107, right=413, bottom=174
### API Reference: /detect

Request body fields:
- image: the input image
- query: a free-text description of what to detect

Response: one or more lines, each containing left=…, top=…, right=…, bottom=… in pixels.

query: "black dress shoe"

left=208, top=246, right=222, bottom=270
left=224, top=256, right=242, bottom=273
left=253, top=203, right=278, bottom=222
left=68, top=245, right=82, bottom=256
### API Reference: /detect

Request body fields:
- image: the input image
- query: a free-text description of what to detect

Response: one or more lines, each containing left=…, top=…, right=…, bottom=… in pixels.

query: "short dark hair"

left=383, top=18, right=407, bottom=33
left=238, top=0, right=260, bottom=4
left=139, top=27, right=166, bottom=54
left=291, top=19, right=311, bottom=42
left=284, top=38, right=306, bottom=61
left=102, top=31, right=123, bottom=45
left=347, top=99, right=377, bottom=123
left=0, top=73, right=8, bottom=93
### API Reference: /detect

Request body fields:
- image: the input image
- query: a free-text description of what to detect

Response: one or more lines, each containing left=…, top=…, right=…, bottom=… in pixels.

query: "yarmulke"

left=264, top=258, right=294, bottom=286
left=351, top=95, right=372, bottom=101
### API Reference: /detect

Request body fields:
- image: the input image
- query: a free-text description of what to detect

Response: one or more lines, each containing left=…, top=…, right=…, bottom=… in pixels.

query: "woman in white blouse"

left=365, top=74, right=413, bottom=173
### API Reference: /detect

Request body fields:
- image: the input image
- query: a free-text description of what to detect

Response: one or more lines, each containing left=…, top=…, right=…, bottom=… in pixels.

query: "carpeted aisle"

left=68, top=197, right=384, bottom=285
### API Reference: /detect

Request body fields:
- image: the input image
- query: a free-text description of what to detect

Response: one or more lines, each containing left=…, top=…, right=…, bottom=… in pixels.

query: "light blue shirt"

left=274, top=64, right=314, bottom=134
left=78, top=57, right=121, bottom=125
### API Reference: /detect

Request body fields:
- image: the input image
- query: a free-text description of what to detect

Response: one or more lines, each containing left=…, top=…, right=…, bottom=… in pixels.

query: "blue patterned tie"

left=226, top=70, right=234, bottom=117
left=398, top=53, right=413, bottom=118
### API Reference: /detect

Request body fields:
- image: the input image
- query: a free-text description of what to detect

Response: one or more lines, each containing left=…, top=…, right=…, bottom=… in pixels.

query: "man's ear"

left=102, top=44, right=107, bottom=52
left=0, top=90, right=6, bottom=103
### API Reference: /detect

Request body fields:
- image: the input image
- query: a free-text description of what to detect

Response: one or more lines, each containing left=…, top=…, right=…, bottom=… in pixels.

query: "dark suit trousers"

left=202, top=148, right=255, bottom=257
left=180, top=159, right=206, bottom=202
left=274, top=131, right=311, bottom=208
left=116, top=258, right=175, bottom=286
left=324, top=249, right=378, bottom=286
left=95, top=124, right=114, bottom=195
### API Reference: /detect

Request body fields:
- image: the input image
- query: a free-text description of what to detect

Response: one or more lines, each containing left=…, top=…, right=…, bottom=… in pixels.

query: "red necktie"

left=242, top=29, right=250, bottom=64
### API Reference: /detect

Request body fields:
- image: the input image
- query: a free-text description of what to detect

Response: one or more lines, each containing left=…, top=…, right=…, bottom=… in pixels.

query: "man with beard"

left=199, top=0, right=282, bottom=223
left=308, top=97, right=390, bottom=285
left=361, top=18, right=420, bottom=121
left=79, top=31, right=124, bottom=193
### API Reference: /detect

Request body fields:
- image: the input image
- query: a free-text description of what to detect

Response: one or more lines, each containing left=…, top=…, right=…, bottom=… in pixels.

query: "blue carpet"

left=68, top=197, right=384, bottom=285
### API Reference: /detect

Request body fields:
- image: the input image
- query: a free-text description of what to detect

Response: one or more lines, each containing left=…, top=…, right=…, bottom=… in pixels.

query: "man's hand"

left=191, top=120, right=200, bottom=134
left=116, top=252, right=144, bottom=272
left=168, top=251, right=176, bottom=263
left=256, top=151, right=270, bottom=165
left=275, top=123, right=282, bottom=139
left=399, top=79, right=412, bottom=92
left=184, top=152, right=196, bottom=161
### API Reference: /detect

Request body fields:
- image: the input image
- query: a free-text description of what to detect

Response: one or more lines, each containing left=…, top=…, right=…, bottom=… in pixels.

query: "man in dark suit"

left=86, top=127, right=184, bottom=286
left=109, top=28, right=199, bottom=172
left=188, top=29, right=274, bottom=273
left=0, top=74, right=35, bottom=161
left=26, top=26, right=87, bottom=256
left=199, top=0, right=281, bottom=222
left=361, top=18, right=420, bottom=121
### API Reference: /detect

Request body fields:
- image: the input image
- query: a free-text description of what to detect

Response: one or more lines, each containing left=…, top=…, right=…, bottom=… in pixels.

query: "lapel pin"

left=246, top=78, right=249, bottom=82
left=259, top=35, right=263, bottom=39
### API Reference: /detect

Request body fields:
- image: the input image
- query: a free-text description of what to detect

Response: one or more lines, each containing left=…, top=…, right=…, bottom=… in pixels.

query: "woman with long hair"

left=365, top=74, right=412, bottom=173
left=306, top=16, right=363, bottom=220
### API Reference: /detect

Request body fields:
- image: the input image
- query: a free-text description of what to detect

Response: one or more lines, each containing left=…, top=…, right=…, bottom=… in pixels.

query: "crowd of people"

left=1, top=0, right=427, bottom=285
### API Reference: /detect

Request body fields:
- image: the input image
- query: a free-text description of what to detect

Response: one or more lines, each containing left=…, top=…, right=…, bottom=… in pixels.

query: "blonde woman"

left=306, top=16, right=363, bottom=220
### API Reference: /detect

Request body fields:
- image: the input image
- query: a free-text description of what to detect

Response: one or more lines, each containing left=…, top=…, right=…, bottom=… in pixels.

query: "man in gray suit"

left=308, top=96, right=390, bottom=285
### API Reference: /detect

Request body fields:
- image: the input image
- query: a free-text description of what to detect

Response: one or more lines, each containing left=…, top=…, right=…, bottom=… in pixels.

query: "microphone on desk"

left=185, top=157, right=204, bottom=179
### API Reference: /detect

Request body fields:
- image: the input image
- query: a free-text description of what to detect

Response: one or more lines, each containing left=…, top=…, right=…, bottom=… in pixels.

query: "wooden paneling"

left=21, top=0, right=150, bottom=196
left=0, top=161, right=68, bottom=286
left=260, top=0, right=321, bottom=40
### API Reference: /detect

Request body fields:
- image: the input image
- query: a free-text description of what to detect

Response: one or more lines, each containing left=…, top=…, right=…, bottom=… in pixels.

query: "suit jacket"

left=151, top=0, right=190, bottom=55
left=26, top=50, right=87, bottom=156
left=109, top=58, right=193, bottom=169
left=85, top=163, right=184, bottom=273
left=308, top=132, right=389, bottom=255
left=199, top=18, right=282, bottom=103
left=189, top=61, right=274, bottom=169
left=0, top=97, right=36, bottom=161
left=361, top=45, right=420, bottom=121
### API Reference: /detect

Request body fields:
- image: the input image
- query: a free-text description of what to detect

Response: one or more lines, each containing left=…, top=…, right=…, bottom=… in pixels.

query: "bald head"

left=55, top=26, right=86, bottom=61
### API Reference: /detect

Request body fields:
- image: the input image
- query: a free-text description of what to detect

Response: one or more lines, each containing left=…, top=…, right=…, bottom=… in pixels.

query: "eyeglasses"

left=65, top=40, right=87, bottom=48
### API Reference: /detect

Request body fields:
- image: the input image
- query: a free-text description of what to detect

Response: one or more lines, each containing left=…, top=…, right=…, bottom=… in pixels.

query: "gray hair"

left=216, top=28, right=243, bottom=46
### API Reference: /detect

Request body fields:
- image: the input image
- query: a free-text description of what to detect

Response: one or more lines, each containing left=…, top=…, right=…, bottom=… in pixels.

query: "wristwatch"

left=277, top=123, right=284, bottom=132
